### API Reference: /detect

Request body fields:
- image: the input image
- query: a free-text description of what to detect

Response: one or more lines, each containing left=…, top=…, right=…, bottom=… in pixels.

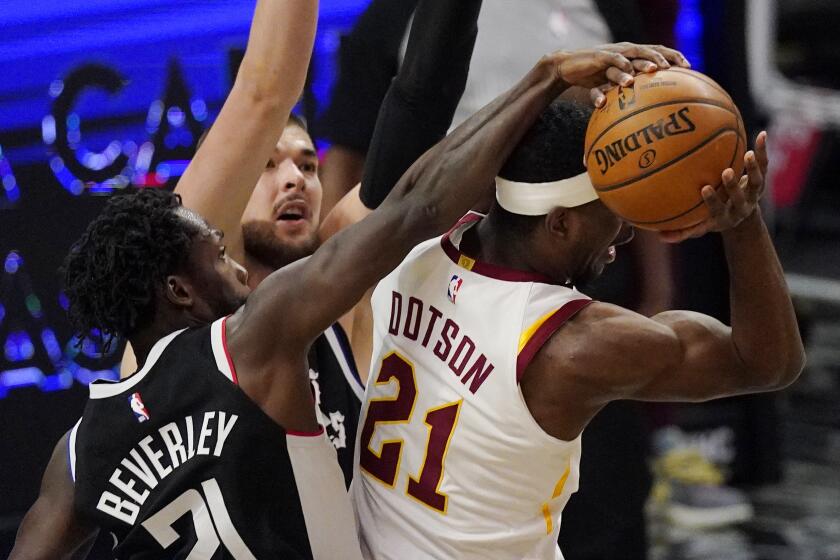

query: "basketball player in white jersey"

left=11, top=38, right=682, bottom=558
left=352, top=100, right=805, bottom=558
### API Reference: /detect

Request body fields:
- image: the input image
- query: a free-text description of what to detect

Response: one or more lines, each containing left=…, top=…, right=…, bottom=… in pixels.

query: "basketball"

left=584, top=68, right=747, bottom=231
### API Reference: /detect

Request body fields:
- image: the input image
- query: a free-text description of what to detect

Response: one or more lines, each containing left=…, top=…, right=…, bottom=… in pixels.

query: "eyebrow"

left=301, top=148, right=318, bottom=158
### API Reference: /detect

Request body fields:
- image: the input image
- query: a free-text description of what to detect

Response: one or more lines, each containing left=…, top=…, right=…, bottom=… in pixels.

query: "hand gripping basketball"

left=550, top=42, right=691, bottom=106
left=659, top=131, right=769, bottom=243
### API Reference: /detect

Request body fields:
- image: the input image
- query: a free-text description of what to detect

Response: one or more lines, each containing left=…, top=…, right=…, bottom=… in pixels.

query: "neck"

left=243, top=254, right=274, bottom=289
left=463, top=215, right=538, bottom=274
left=462, top=211, right=573, bottom=285
left=129, top=315, right=196, bottom=368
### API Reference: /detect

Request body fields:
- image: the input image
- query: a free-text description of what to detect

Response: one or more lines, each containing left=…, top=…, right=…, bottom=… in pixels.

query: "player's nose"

left=279, top=163, right=306, bottom=192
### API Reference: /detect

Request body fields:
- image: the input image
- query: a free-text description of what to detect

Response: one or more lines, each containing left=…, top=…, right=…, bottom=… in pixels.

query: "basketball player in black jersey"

left=120, top=0, right=485, bottom=486
left=10, top=30, right=685, bottom=560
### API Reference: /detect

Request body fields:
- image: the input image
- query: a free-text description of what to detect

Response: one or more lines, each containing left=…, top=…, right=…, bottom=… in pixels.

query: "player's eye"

left=266, top=159, right=277, bottom=169
left=301, top=162, right=317, bottom=174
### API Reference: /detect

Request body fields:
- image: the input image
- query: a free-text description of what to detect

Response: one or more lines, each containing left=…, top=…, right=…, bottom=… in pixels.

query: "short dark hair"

left=63, top=189, right=201, bottom=348
left=499, top=99, right=592, bottom=183
left=493, top=99, right=593, bottom=235
left=286, top=112, right=308, bottom=132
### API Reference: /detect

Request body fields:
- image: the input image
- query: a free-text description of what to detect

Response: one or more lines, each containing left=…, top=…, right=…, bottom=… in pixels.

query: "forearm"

left=359, top=0, right=482, bottom=209
left=237, top=0, right=318, bottom=110
left=723, top=209, right=805, bottom=385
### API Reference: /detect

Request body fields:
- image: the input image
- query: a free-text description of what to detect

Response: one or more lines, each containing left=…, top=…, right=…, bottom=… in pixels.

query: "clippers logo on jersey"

left=128, top=392, right=150, bottom=423
left=447, top=275, right=463, bottom=304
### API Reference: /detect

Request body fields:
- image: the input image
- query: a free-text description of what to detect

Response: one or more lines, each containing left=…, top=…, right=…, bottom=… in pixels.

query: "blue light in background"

left=41, top=328, right=62, bottom=362
left=41, top=369, right=74, bottom=392
left=675, top=0, right=704, bottom=72
left=5, top=331, right=35, bottom=362
left=4, top=251, right=22, bottom=274
left=0, top=367, right=44, bottom=398
left=0, top=146, right=20, bottom=206
left=58, top=292, right=70, bottom=311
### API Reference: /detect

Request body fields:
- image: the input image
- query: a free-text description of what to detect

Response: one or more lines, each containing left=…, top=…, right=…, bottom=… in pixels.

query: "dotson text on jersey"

left=96, top=411, right=238, bottom=525
left=387, top=291, right=495, bottom=394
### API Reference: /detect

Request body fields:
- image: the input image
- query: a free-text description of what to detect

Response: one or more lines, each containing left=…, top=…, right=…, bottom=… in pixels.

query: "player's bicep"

left=629, top=310, right=750, bottom=402
left=10, top=434, right=97, bottom=560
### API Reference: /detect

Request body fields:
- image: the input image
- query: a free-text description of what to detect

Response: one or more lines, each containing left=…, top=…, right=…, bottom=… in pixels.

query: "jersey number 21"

left=359, top=352, right=462, bottom=513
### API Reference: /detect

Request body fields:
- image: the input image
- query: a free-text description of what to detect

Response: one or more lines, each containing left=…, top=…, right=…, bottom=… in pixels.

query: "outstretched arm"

left=10, top=433, right=98, bottom=560
left=319, top=0, right=483, bottom=242
left=232, top=44, right=686, bottom=354
left=120, top=0, right=317, bottom=377
left=632, top=132, right=804, bottom=399
left=318, top=0, right=482, bottom=378
left=175, top=0, right=318, bottom=264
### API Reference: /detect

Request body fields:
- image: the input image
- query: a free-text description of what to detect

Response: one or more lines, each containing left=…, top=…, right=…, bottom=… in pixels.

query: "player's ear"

left=163, top=275, right=194, bottom=309
left=545, top=207, right=569, bottom=239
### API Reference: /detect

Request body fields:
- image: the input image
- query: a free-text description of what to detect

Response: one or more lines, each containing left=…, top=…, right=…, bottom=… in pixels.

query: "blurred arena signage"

left=0, top=0, right=370, bottom=401
left=42, top=60, right=206, bottom=195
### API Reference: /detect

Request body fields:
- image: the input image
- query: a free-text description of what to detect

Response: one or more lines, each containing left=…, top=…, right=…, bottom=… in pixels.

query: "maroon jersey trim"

left=516, top=299, right=593, bottom=382
left=221, top=316, right=239, bottom=385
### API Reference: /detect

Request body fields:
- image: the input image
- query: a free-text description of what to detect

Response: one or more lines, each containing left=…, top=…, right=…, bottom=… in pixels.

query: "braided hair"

left=63, top=189, right=201, bottom=349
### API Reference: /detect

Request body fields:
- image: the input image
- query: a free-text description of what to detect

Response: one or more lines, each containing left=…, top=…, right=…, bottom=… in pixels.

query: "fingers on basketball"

left=719, top=167, right=747, bottom=214
left=605, top=66, right=634, bottom=87
left=744, top=150, right=765, bottom=202
left=650, top=45, right=691, bottom=68
left=600, top=51, right=633, bottom=74
left=755, top=131, right=769, bottom=174
left=702, top=183, right=728, bottom=218
left=632, top=59, right=658, bottom=74
left=623, top=44, right=670, bottom=69
left=584, top=68, right=745, bottom=232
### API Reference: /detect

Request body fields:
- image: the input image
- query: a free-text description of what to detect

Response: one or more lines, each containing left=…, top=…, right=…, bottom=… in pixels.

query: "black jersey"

left=70, top=318, right=361, bottom=559
left=308, top=324, right=363, bottom=487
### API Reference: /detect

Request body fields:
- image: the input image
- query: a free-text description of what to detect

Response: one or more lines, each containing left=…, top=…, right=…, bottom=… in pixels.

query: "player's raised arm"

left=175, top=0, right=318, bottom=264
left=9, top=433, right=98, bottom=560
left=636, top=133, right=804, bottom=399
left=318, top=0, right=482, bottom=242
left=534, top=133, right=804, bottom=426
left=232, top=44, right=689, bottom=353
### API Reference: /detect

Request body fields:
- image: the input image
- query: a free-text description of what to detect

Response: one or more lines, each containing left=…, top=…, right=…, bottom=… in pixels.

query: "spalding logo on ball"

left=584, top=68, right=746, bottom=231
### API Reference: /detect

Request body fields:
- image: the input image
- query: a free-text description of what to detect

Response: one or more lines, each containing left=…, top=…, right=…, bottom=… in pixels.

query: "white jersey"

left=352, top=214, right=592, bottom=560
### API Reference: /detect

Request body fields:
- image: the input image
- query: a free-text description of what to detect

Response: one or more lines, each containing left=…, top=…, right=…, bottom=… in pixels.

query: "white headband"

left=495, top=173, right=599, bottom=215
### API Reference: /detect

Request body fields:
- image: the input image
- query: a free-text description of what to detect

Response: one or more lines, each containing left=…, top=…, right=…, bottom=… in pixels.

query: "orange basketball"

left=584, top=68, right=746, bottom=231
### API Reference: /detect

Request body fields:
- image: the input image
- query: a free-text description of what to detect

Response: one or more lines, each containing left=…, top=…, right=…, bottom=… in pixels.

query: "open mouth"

left=275, top=200, right=309, bottom=224
left=607, top=246, right=617, bottom=263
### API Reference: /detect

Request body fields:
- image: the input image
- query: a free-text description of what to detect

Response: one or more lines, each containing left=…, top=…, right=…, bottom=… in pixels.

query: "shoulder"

left=533, top=302, right=682, bottom=398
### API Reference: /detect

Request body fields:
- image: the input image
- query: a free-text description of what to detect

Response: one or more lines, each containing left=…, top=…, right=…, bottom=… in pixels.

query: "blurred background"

left=1, top=1, right=839, bottom=558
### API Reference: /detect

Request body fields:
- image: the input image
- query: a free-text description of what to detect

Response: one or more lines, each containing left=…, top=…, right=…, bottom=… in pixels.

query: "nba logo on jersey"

left=447, top=275, right=463, bottom=304
left=128, top=392, right=150, bottom=423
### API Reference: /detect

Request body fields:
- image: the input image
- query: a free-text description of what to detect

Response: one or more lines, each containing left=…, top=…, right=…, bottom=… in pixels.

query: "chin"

left=243, top=220, right=320, bottom=269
